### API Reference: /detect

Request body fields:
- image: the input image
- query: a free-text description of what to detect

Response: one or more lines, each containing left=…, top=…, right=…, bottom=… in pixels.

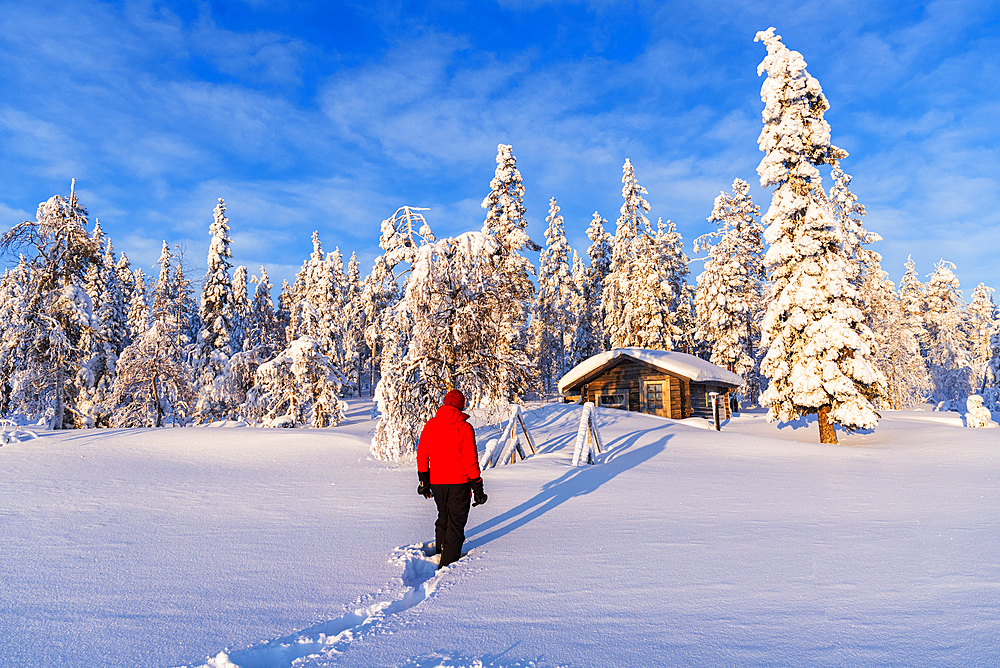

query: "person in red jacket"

left=416, top=388, right=487, bottom=568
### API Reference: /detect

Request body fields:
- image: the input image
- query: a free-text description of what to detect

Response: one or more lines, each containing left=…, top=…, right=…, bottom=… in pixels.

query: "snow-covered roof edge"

left=557, top=348, right=745, bottom=395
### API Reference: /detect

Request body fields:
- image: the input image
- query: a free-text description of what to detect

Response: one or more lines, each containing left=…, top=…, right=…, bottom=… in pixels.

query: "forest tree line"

left=1, top=28, right=997, bottom=453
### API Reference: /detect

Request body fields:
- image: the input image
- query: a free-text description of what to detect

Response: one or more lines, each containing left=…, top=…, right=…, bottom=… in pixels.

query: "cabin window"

left=645, top=383, right=663, bottom=411
left=598, top=392, right=628, bottom=410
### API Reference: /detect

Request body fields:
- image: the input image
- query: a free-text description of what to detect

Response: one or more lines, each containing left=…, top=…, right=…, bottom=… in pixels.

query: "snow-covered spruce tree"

left=102, top=245, right=128, bottom=350
left=827, top=166, right=927, bottom=409
left=0, top=261, right=32, bottom=416
left=654, top=218, right=695, bottom=352
left=127, top=268, right=151, bottom=339
left=327, top=247, right=353, bottom=393
left=217, top=267, right=283, bottom=416
left=602, top=163, right=683, bottom=351
left=694, top=178, right=766, bottom=403
left=78, top=236, right=130, bottom=425
left=116, top=252, right=135, bottom=310
left=116, top=253, right=146, bottom=340
left=626, top=227, right=676, bottom=350
left=243, top=336, right=347, bottom=427
left=95, top=239, right=129, bottom=353
left=480, top=143, right=539, bottom=401
left=898, top=256, right=928, bottom=353
left=361, top=209, right=429, bottom=399
left=244, top=267, right=283, bottom=355
left=276, top=279, right=294, bottom=344
left=923, top=260, right=972, bottom=405
left=603, top=159, right=651, bottom=349
left=231, top=264, right=250, bottom=354
left=531, top=198, right=579, bottom=393
left=150, top=242, right=197, bottom=352
left=754, top=28, right=886, bottom=444
left=341, top=251, right=366, bottom=396
left=192, top=199, right=237, bottom=422
left=0, top=182, right=104, bottom=428
left=107, top=320, right=194, bottom=427
left=360, top=255, right=396, bottom=397
left=151, top=241, right=174, bottom=323
left=864, top=267, right=931, bottom=408
left=287, top=232, right=342, bottom=372
left=583, top=210, right=613, bottom=353
left=966, top=283, right=997, bottom=392
left=569, top=250, right=597, bottom=367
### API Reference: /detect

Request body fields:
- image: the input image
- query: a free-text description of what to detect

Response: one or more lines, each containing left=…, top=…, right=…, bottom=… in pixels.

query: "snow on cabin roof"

left=557, top=347, right=745, bottom=395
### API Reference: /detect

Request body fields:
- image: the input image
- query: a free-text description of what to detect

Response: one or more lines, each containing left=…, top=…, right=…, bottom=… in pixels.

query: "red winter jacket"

left=417, top=405, right=481, bottom=484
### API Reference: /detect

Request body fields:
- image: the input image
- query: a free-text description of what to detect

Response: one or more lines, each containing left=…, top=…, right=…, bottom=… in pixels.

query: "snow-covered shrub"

left=965, top=395, right=997, bottom=428
left=243, top=337, right=347, bottom=428
left=1, top=423, right=38, bottom=444
left=107, top=320, right=194, bottom=427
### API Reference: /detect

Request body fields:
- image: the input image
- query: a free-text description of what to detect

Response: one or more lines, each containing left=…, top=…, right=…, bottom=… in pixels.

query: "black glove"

left=471, top=477, right=487, bottom=507
left=417, top=470, right=432, bottom=499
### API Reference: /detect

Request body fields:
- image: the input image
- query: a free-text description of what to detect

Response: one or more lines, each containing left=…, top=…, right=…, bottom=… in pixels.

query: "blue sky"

left=1, top=0, right=998, bottom=296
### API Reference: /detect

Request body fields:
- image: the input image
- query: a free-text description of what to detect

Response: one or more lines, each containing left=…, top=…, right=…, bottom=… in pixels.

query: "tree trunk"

left=818, top=404, right=838, bottom=444
left=151, top=373, right=162, bottom=428
left=51, top=366, right=65, bottom=430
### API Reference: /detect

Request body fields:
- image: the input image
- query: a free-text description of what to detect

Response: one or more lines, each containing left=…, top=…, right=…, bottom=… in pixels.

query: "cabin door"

left=641, top=379, right=667, bottom=417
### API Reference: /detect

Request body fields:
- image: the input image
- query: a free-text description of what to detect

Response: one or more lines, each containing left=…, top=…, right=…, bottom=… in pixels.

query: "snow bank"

left=966, top=395, right=998, bottom=428
left=0, top=419, right=38, bottom=444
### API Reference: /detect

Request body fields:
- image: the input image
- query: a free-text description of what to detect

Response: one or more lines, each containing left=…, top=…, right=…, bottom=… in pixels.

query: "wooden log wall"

left=580, top=358, right=694, bottom=419
left=690, top=383, right=732, bottom=420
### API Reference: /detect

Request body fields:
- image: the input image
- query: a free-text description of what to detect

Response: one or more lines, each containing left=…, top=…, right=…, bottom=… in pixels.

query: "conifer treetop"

left=617, top=158, right=650, bottom=244
left=482, top=144, right=534, bottom=252
left=207, top=199, right=233, bottom=275
left=755, top=27, right=846, bottom=194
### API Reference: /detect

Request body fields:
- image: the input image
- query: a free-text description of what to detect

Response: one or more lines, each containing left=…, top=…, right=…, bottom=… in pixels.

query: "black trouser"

left=432, top=482, right=471, bottom=567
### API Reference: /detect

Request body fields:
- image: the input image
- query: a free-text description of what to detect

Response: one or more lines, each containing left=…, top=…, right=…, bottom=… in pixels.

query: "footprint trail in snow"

left=184, top=542, right=462, bottom=668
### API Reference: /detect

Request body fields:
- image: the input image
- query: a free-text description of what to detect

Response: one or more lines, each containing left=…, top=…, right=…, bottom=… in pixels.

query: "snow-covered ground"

left=2, top=400, right=998, bottom=668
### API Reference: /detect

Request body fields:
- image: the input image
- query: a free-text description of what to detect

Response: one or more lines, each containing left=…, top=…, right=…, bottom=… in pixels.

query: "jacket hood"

left=435, top=404, right=468, bottom=425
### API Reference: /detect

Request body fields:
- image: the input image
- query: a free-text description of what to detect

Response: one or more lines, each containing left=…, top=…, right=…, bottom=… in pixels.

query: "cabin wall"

left=580, top=359, right=693, bottom=419
left=690, top=383, right=732, bottom=421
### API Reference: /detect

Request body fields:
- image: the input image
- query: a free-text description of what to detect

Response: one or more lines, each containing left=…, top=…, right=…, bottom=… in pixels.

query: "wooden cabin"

left=557, top=348, right=744, bottom=421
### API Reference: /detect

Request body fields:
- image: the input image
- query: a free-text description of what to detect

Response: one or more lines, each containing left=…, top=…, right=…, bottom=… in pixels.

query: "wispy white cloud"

left=0, top=0, right=997, bottom=292
left=0, top=202, right=33, bottom=231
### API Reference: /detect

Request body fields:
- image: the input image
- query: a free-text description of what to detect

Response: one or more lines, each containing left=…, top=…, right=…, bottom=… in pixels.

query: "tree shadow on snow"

left=464, top=437, right=666, bottom=550
left=774, top=413, right=874, bottom=436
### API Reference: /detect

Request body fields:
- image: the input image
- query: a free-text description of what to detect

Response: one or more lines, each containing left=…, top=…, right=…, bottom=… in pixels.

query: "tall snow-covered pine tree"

left=754, top=28, right=886, bottom=443
left=193, top=198, right=236, bottom=421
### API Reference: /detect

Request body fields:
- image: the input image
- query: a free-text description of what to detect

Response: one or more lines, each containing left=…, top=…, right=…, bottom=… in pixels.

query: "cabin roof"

left=557, top=347, right=745, bottom=395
